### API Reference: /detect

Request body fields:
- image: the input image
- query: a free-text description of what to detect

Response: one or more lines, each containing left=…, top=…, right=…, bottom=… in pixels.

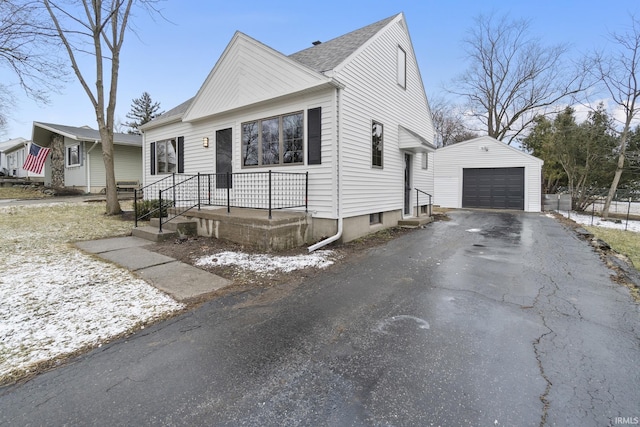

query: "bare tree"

left=42, top=0, right=158, bottom=215
left=450, top=14, right=583, bottom=144
left=429, top=96, right=477, bottom=147
left=591, top=16, right=640, bottom=219
left=0, top=0, right=66, bottom=134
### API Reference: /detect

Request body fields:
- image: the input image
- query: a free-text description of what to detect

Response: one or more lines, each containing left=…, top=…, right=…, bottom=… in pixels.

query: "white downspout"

left=308, top=86, right=343, bottom=252
left=86, top=140, right=99, bottom=193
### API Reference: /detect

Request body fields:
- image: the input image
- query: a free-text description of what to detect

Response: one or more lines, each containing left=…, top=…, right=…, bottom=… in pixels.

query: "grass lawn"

left=0, top=187, right=50, bottom=199
left=0, top=201, right=183, bottom=385
left=586, top=226, right=640, bottom=268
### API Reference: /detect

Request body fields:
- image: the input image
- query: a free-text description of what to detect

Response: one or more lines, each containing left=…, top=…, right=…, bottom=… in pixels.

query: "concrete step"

left=149, top=217, right=197, bottom=236
left=132, top=225, right=177, bottom=242
left=398, top=216, right=434, bottom=228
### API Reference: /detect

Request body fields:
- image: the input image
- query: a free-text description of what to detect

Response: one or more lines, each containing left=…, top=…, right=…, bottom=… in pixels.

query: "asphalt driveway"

left=0, top=210, right=638, bottom=426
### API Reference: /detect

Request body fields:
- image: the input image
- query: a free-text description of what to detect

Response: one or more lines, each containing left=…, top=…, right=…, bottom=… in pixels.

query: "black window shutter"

left=150, top=142, right=156, bottom=175
left=307, top=107, right=321, bottom=165
left=177, top=136, right=184, bottom=173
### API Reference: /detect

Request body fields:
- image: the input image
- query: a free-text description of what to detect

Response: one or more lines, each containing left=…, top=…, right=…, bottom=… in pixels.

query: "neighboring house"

left=32, top=122, right=142, bottom=193
left=0, top=138, right=34, bottom=178
left=140, top=13, right=436, bottom=243
left=433, top=136, right=544, bottom=212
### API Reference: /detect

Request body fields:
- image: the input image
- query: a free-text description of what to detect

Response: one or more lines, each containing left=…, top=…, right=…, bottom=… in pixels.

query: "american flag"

left=22, top=143, right=51, bottom=174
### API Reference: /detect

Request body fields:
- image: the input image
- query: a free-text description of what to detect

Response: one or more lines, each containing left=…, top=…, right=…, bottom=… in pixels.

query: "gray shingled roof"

left=288, top=14, right=398, bottom=73
left=141, top=96, right=194, bottom=129
left=0, top=137, right=27, bottom=152
left=151, top=14, right=398, bottom=124
left=34, top=122, right=142, bottom=146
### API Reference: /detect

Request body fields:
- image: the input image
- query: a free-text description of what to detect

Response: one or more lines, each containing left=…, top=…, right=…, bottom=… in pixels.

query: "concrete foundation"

left=143, top=206, right=422, bottom=250
left=181, top=207, right=312, bottom=252
left=341, top=209, right=403, bottom=243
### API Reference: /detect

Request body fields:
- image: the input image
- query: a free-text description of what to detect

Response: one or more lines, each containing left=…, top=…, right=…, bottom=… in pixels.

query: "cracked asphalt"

left=1, top=210, right=638, bottom=426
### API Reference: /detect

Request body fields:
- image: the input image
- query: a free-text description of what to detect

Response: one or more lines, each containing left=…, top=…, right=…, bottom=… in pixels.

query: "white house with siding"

left=32, top=122, right=142, bottom=193
left=433, top=136, right=543, bottom=212
left=0, top=138, right=44, bottom=179
left=140, top=13, right=436, bottom=244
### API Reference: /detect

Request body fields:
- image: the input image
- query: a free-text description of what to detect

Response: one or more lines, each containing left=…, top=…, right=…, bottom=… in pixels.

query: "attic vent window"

left=312, top=40, right=322, bottom=46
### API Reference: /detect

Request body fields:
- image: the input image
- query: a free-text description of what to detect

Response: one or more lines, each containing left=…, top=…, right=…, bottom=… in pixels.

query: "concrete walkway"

left=75, top=236, right=230, bottom=302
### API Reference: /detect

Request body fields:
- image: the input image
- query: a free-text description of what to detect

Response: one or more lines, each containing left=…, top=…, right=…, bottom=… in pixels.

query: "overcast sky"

left=2, top=0, right=639, bottom=140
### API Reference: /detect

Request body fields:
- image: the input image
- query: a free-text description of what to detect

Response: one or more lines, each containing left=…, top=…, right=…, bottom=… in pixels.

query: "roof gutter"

left=308, top=85, right=343, bottom=252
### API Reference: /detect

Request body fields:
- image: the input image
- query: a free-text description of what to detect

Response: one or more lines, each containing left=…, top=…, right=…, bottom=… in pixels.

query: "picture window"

left=242, top=112, right=304, bottom=167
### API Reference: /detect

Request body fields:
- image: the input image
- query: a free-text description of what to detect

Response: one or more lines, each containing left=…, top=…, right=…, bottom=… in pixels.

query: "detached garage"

left=434, top=136, right=544, bottom=212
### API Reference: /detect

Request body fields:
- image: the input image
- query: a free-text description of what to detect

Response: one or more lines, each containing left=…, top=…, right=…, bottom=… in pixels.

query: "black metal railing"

left=134, top=173, right=193, bottom=227
left=416, top=188, right=432, bottom=217
left=135, top=171, right=309, bottom=231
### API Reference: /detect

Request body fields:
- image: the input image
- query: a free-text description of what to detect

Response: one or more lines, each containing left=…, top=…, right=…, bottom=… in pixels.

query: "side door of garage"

left=462, top=167, right=524, bottom=210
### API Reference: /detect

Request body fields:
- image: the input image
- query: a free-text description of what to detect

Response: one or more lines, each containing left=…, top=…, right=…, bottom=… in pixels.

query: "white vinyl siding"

left=334, top=19, right=435, bottom=218
left=412, top=151, right=435, bottom=207
left=183, top=33, right=334, bottom=122
left=143, top=89, right=337, bottom=218
left=88, top=144, right=142, bottom=189
left=64, top=139, right=86, bottom=187
left=433, top=137, right=543, bottom=212
left=88, top=148, right=103, bottom=188
left=114, top=145, right=143, bottom=183
left=5, top=146, right=35, bottom=178
left=143, top=15, right=435, bottom=221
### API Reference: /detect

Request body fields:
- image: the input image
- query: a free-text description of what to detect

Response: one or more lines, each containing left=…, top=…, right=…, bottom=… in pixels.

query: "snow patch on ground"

left=556, top=211, right=640, bottom=232
left=0, top=202, right=184, bottom=383
left=195, top=250, right=337, bottom=274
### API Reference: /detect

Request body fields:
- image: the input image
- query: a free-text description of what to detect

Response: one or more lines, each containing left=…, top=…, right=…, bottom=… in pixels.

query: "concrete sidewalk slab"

left=75, top=236, right=232, bottom=303
left=96, top=247, right=175, bottom=271
left=76, top=236, right=152, bottom=254
left=137, top=261, right=231, bottom=302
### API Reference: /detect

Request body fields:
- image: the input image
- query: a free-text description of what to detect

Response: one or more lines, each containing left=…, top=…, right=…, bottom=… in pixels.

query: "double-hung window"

left=156, top=139, right=177, bottom=173
left=67, top=144, right=81, bottom=167
left=242, top=112, right=303, bottom=167
left=150, top=137, right=183, bottom=175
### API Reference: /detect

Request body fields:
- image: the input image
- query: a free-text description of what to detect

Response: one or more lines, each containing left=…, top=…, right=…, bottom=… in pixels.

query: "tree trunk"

left=99, top=128, right=121, bottom=215
left=602, top=122, right=630, bottom=219
left=601, top=153, right=625, bottom=219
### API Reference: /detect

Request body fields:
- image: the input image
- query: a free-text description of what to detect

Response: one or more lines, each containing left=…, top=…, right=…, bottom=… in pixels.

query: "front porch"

left=133, top=206, right=312, bottom=251
left=132, top=171, right=433, bottom=250
left=132, top=170, right=311, bottom=250
left=132, top=206, right=434, bottom=251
